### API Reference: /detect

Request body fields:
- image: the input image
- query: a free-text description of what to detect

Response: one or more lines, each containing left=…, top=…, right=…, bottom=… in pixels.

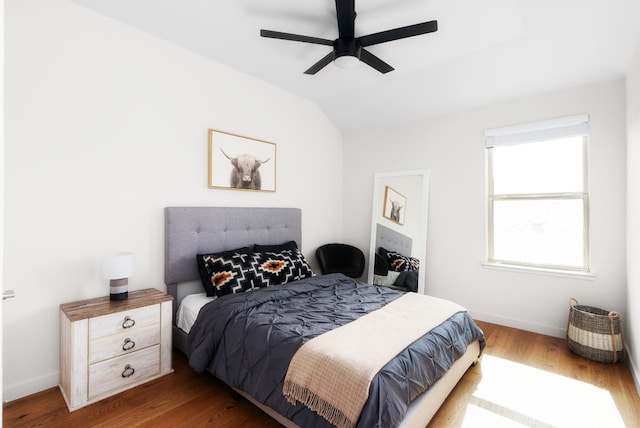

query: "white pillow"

left=373, top=271, right=401, bottom=287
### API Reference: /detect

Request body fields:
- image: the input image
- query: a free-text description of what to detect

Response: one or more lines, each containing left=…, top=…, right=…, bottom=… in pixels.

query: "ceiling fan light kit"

left=334, top=55, right=360, bottom=70
left=260, top=0, right=437, bottom=75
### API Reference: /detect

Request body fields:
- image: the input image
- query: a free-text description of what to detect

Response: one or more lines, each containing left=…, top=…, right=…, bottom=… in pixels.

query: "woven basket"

left=566, top=298, right=625, bottom=363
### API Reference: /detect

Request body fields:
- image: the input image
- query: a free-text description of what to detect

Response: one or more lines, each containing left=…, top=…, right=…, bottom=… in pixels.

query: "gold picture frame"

left=208, top=129, right=276, bottom=192
left=382, top=186, right=406, bottom=225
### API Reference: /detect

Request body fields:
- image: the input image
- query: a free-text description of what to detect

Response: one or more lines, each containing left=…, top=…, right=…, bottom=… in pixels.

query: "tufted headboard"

left=375, top=223, right=412, bottom=256
left=164, top=207, right=302, bottom=319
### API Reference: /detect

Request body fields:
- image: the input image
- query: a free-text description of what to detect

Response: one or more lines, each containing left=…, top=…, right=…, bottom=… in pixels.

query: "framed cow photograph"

left=208, top=129, right=277, bottom=192
left=383, top=186, right=406, bottom=225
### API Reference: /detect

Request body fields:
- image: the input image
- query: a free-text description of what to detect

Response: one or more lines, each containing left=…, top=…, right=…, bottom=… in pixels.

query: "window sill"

left=482, top=262, right=596, bottom=280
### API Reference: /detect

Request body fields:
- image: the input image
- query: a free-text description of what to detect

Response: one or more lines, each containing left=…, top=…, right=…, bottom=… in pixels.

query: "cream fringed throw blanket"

left=282, top=293, right=465, bottom=428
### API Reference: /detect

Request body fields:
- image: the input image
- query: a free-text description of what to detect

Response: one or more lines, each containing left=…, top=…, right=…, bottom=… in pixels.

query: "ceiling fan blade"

left=359, top=20, right=438, bottom=47
left=260, top=29, right=333, bottom=46
left=304, top=52, right=335, bottom=75
left=335, top=0, right=356, bottom=39
left=359, top=49, right=394, bottom=74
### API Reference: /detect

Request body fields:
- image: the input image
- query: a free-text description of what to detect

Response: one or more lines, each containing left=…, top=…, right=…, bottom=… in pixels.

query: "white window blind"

left=485, top=113, right=589, bottom=148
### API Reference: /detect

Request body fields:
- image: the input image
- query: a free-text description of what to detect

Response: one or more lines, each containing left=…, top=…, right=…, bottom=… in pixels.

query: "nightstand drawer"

left=89, top=325, right=160, bottom=364
left=89, top=304, right=159, bottom=339
left=88, top=345, right=160, bottom=399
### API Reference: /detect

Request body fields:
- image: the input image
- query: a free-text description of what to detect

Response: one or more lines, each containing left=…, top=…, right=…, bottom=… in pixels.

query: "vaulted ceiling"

left=73, top=0, right=640, bottom=133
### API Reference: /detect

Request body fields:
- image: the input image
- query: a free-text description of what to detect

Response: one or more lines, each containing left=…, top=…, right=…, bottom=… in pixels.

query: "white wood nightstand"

left=59, top=288, right=173, bottom=411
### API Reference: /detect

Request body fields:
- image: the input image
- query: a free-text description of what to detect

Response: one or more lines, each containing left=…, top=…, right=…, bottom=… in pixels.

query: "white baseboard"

left=628, top=349, right=640, bottom=396
left=469, top=310, right=566, bottom=338
left=3, top=371, right=59, bottom=403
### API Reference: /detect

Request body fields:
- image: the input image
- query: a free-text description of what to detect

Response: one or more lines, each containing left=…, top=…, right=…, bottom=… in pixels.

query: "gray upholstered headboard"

left=375, top=223, right=412, bottom=256
left=164, top=207, right=302, bottom=317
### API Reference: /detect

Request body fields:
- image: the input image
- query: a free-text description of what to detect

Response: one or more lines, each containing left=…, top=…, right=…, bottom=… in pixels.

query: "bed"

left=165, top=206, right=484, bottom=428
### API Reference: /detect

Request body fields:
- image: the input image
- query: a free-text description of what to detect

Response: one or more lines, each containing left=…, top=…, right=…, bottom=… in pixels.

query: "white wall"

left=626, top=38, right=640, bottom=392
left=344, top=80, right=627, bottom=339
left=3, top=0, right=343, bottom=401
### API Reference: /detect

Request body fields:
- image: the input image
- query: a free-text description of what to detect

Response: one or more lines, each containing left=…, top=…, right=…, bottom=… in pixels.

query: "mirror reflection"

left=368, top=170, right=430, bottom=294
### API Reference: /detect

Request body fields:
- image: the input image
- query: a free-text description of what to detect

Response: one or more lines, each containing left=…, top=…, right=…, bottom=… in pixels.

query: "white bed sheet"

left=176, top=292, right=216, bottom=334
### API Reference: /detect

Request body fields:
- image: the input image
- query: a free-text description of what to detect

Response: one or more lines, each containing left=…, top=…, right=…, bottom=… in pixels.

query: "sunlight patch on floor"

left=460, top=355, right=625, bottom=428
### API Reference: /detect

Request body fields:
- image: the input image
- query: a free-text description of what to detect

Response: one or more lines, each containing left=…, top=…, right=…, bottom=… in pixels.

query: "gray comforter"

left=187, top=273, right=484, bottom=428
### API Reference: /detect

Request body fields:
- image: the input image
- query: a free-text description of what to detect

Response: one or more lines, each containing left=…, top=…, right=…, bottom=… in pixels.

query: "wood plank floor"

left=4, top=321, right=640, bottom=427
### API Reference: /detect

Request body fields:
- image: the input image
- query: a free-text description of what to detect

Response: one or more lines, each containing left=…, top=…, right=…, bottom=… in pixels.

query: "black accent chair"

left=316, top=243, right=366, bottom=278
left=374, top=253, right=389, bottom=276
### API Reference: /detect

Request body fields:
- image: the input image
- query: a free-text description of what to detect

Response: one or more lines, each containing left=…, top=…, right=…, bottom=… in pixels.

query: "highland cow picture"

left=383, top=185, right=406, bottom=225
left=209, top=129, right=276, bottom=192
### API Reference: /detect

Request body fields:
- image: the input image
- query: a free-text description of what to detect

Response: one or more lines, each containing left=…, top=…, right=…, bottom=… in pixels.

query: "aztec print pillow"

left=380, top=247, right=420, bottom=272
left=196, top=247, right=253, bottom=296
left=197, top=249, right=314, bottom=298
left=254, top=249, right=314, bottom=286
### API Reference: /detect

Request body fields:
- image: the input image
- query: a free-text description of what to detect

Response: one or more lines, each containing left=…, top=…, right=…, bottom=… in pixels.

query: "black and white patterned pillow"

left=380, top=247, right=420, bottom=272
left=197, top=249, right=314, bottom=297
left=254, top=249, right=314, bottom=287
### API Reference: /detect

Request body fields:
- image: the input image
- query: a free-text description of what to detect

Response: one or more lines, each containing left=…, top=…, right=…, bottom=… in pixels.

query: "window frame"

left=486, top=135, right=590, bottom=273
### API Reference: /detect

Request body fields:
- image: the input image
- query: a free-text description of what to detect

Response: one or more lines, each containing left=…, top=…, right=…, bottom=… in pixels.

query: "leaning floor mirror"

left=367, top=169, right=430, bottom=294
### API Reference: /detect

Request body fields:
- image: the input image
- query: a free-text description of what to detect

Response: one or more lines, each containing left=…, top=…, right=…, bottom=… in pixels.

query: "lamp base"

left=110, top=278, right=129, bottom=301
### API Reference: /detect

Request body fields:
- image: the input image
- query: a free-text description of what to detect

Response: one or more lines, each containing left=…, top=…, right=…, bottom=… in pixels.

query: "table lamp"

left=102, top=252, right=134, bottom=301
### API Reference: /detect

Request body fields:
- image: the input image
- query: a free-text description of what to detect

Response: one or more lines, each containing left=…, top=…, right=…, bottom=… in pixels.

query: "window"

left=485, top=114, right=590, bottom=272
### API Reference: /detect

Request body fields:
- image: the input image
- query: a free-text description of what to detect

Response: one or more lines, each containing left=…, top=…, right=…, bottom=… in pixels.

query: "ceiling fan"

left=260, top=0, right=438, bottom=75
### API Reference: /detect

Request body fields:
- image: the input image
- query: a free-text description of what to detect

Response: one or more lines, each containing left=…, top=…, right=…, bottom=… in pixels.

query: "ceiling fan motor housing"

left=334, top=38, right=362, bottom=60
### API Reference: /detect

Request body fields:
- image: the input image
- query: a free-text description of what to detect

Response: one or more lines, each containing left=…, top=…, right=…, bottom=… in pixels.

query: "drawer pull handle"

left=121, top=364, right=135, bottom=378
left=122, top=338, right=136, bottom=351
left=122, top=316, right=136, bottom=329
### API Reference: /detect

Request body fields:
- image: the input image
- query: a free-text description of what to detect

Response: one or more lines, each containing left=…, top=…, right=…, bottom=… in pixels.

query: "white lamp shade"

left=101, top=252, right=134, bottom=280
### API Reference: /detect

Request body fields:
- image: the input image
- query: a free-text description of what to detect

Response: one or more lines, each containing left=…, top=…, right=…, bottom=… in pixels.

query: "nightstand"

left=59, top=288, right=173, bottom=411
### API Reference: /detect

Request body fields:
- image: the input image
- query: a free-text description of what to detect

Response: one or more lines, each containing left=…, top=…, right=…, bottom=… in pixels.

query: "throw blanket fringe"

left=283, top=380, right=353, bottom=428
left=283, top=292, right=465, bottom=428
